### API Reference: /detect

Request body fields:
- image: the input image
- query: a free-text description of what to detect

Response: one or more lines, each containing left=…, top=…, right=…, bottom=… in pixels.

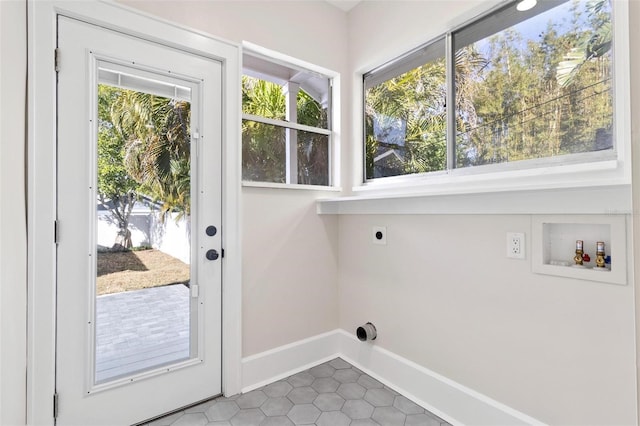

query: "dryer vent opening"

left=356, top=322, right=377, bottom=342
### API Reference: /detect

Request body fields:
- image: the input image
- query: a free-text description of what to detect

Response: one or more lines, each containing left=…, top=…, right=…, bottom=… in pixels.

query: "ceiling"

left=325, top=0, right=362, bottom=12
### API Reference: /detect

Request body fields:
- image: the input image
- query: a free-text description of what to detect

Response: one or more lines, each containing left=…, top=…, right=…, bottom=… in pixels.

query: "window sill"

left=242, top=181, right=342, bottom=192
left=358, top=158, right=621, bottom=193
left=317, top=158, right=632, bottom=215
left=317, top=183, right=631, bottom=215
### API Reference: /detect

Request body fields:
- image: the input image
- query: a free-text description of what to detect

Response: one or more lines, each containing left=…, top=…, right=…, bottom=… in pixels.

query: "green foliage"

left=298, top=90, right=328, bottom=129
left=97, top=85, right=140, bottom=249
left=242, top=76, right=329, bottom=185
left=98, top=86, right=139, bottom=199
left=242, top=77, right=286, bottom=120
left=365, top=58, right=448, bottom=179
left=98, top=83, right=192, bottom=243
left=557, top=0, right=611, bottom=87
left=109, top=88, right=192, bottom=220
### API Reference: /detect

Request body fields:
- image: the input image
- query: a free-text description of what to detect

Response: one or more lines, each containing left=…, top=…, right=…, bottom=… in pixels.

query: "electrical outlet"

left=372, top=226, right=387, bottom=245
left=506, top=232, right=525, bottom=259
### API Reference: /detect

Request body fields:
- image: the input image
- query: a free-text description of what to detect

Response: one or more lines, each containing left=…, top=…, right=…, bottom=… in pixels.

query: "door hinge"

left=54, top=48, right=60, bottom=72
left=54, top=220, right=59, bottom=244
left=53, top=393, right=59, bottom=418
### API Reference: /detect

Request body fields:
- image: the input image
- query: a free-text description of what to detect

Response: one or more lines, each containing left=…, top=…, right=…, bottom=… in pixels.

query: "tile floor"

left=145, top=358, right=451, bottom=426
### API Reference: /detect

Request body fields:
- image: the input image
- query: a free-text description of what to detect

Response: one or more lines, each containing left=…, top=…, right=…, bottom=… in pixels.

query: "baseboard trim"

left=335, top=330, right=543, bottom=426
left=241, top=329, right=544, bottom=425
left=241, top=330, right=340, bottom=393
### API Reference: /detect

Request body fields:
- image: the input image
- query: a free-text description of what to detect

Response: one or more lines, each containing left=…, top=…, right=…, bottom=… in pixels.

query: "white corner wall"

left=0, top=0, right=27, bottom=424
left=120, top=0, right=346, bottom=357
left=342, top=2, right=637, bottom=425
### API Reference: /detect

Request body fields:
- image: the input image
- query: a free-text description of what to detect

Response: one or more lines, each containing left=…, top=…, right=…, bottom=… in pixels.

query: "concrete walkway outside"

left=95, top=284, right=190, bottom=383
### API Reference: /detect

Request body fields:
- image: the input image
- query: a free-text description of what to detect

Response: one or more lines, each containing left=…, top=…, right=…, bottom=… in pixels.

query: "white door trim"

left=27, top=2, right=242, bottom=424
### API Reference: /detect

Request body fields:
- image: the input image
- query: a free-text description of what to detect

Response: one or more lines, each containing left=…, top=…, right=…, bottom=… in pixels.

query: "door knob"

left=206, top=249, right=219, bottom=261
left=206, top=225, right=217, bottom=236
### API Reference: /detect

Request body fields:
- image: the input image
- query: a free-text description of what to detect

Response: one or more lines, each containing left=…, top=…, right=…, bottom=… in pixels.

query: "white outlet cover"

left=372, top=226, right=387, bottom=245
left=506, top=232, right=525, bottom=259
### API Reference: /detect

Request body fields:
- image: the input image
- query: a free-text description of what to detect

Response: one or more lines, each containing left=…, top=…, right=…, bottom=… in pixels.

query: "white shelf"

left=317, top=184, right=632, bottom=215
left=532, top=215, right=628, bottom=285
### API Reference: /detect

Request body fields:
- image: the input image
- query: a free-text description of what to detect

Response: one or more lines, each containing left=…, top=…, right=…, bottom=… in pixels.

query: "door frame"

left=27, top=2, right=242, bottom=424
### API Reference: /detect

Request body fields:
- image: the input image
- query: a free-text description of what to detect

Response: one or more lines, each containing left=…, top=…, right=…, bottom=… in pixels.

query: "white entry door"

left=56, top=16, right=222, bottom=425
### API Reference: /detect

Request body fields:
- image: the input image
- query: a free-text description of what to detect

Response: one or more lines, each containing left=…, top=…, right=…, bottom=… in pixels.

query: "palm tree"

left=364, top=49, right=488, bottom=177
left=364, top=50, right=467, bottom=177
left=556, top=0, right=611, bottom=88
left=109, top=89, right=192, bottom=220
left=242, top=77, right=287, bottom=182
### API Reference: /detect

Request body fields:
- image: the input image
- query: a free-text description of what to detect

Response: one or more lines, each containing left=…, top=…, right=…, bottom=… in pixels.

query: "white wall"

left=0, top=0, right=27, bottom=424
left=342, top=2, right=637, bottom=425
left=97, top=212, right=151, bottom=248
left=97, top=211, right=191, bottom=264
left=120, top=0, right=346, bottom=356
left=150, top=213, right=191, bottom=265
left=241, top=188, right=339, bottom=355
left=630, top=0, right=640, bottom=421
left=339, top=214, right=636, bottom=424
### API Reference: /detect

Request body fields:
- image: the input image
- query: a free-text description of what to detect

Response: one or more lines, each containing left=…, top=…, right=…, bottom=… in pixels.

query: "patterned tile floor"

left=145, top=358, right=451, bottom=426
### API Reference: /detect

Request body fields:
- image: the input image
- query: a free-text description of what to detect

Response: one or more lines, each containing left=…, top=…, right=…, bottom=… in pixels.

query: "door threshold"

left=134, top=393, right=224, bottom=426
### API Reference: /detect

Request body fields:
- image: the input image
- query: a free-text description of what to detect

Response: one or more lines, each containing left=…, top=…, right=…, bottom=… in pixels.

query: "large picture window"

left=364, top=0, right=614, bottom=181
left=243, top=53, right=332, bottom=186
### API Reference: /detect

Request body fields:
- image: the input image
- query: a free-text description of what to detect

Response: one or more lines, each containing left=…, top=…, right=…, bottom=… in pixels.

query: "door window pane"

left=95, top=81, right=193, bottom=383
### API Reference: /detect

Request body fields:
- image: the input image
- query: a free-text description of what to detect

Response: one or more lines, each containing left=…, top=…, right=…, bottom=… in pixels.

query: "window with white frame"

left=242, top=53, right=332, bottom=186
left=364, top=0, right=614, bottom=181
